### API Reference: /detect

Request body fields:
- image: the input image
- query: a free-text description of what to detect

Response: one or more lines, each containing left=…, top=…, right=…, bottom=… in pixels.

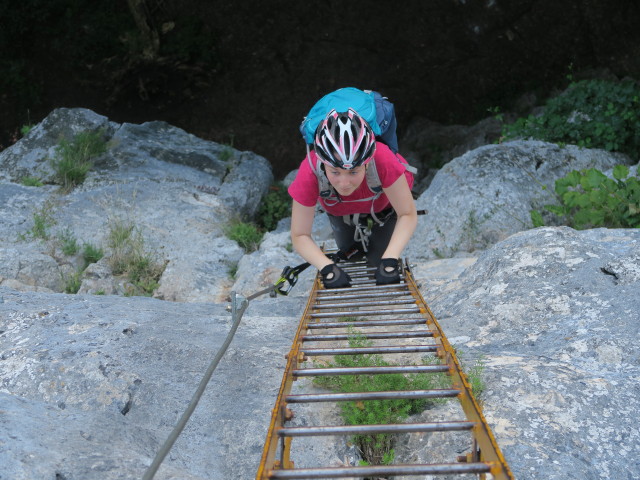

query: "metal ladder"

left=256, top=257, right=514, bottom=479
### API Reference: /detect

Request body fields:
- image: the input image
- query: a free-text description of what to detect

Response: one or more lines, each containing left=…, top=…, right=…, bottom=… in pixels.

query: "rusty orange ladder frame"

left=256, top=258, right=514, bottom=479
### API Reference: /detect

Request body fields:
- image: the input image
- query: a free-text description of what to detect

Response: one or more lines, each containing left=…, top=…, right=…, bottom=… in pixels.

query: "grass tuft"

left=50, top=129, right=107, bottom=192
left=107, top=218, right=165, bottom=296
left=313, top=329, right=449, bottom=465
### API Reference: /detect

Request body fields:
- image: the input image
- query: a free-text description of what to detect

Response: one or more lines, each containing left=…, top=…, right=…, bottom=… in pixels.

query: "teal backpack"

left=299, top=87, right=416, bottom=222
left=299, top=87, right=399, bottom=153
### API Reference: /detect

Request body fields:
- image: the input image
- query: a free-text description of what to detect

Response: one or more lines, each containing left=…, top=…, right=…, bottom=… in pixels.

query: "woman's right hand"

left=320, top=263, right=351, bottom=288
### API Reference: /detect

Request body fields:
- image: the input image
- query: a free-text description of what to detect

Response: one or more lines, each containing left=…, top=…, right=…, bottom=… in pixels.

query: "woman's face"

left=325, top=165, right=366, bottom=196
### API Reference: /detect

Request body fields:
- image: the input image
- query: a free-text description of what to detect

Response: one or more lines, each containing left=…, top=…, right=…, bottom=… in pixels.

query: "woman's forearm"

left=382, top=211, right=417, bottom=259
left=290, top=201, right=334, bottom=270
left=291, top=233, right=334, bottom=270
left=381, top=174, right=418, bottom=259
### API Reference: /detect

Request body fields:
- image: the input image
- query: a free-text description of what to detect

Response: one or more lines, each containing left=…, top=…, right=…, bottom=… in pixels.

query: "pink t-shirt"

left=288, top=142, right=414, bottom=216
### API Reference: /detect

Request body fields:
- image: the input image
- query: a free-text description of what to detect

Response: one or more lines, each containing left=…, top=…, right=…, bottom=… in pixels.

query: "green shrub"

left=58, top=228, right=79, bottom=256
left=29, top=203, right=56, bottom=240
left=107, top=218, right=165, bottom=296
left=313, top=330, right=448, bottom=465
left=82, top=242, right=104, bottom=267
left=50, top=129, right=107, bottom=192
left=21, top=176, right=43, bottom=187
left=534, top=165, right=640, bottom=229
left=256, top=182, right=292, bottom=231
left=503, top=78, right=640, bottom=159
left=464, top=356, right=486, bottom=399
left=20, top=124, right=34, bottom=136
left=63, top=270, right=82, bottom=294
left=225, top=220, right=264, bottom=252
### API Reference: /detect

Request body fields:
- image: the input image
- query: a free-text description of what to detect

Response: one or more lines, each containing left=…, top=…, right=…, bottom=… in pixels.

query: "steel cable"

left=142, top=291, right=249, bottom=480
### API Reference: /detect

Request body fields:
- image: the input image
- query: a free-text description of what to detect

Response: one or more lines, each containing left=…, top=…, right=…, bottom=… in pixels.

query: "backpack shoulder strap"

left=364, top=159, right=383, bottom=194
left=405, top=162, right=418, bottom=175
left=364, top=154, right=418, bottom=192
left=306, top=147, right=333, bottom=199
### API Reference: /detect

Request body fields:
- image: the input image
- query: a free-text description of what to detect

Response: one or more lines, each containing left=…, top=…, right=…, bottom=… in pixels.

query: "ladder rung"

left=293, top=365, right=449, bottom=376
left=268, top=462, right=492, bottom=478
left=306, top=318, right=425, bottom=329
left=313, top=299, right=416, bottom=309
left=278, top=421, right=476, bottom=437
left=301, top=345, right=438, bottom=356
left=315, top=291, right=410, bottom=301
left=317, top=284, right=406, bottom=294
left=347, top=271, right=376, bottom=277
left=285, top=389, right=460, bottom=403
left=310, top=307, right=421, bottom=318
left=341, top=265, right=374, bottom=271
left=302, top=330, right=434, bottom=341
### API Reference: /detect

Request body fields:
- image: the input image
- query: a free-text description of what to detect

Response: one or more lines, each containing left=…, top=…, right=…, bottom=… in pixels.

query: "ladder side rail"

left=255, top=276, right=322, bottom=479
left=403, top=263, right=515, bottom=480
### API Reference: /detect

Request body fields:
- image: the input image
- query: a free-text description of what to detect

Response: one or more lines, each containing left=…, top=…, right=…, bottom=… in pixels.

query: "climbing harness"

left=337, top=207, right=428, bottom=253
left=344, top=208, right=394, bottom=252
left=256, top=252, right=514, bottom=479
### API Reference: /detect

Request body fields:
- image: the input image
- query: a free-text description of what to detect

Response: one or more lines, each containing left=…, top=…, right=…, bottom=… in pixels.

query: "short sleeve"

left=374, top=143, right=414, bottom=190
left=288, top=154, right=320, bottom=207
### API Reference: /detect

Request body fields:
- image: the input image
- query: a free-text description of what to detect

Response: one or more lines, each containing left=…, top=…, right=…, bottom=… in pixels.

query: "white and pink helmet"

left=314, top=108, right=376, bottom=169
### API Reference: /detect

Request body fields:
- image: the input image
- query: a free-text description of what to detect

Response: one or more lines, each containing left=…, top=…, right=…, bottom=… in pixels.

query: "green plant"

left=313, top=329, right=448, bottom=465
left=219, top=146, right=234, bottom=162
left=225, top=220, right=264, bottom=252
left=82, top=242, right=104, bottom=267
left=21, top=176, right=43, bottom=187
left=453, top=348, right=486, bottom=397
left=487, top=105, right=504, bottom=123
left=107, top=218, right=165, bottom=296
left=50, top=129, right=107, bottom=192
left=465, top=356, right=486, bottom=399
left=228, top=262, right=239, bottom=279
left=502, top=78, right=640, bottom=159
left=58, top=228, right=79, bottom=256
left=381, top=449, right=395, bottom=465
left=107, top=218, right=134, bottom=253
left=219, top=137, right=235, bottom=162
left=20, top=124, right=34, bottom=136
left=532, top=165, right=640, bottom=229
left=256, top=182, right=292, bottom=231
left=62, top=270, right=82, bottom=294
left=29, top=203, right=56, bottom=240
left=530, top=209, right=545, bottom=228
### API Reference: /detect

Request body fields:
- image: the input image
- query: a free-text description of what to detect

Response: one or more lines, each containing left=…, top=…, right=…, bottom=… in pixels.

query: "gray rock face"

left=0, top=288, right=307, bottom=480
left=0, top=108, right=118, bottom=184
left=415, top=227, right=640, bottom=480
left=1, top=108, right=639, bottom=479
left=400, top=115, right=504, bottom=192
left=0, top=108, right=274, bottom=302
left=407, top=140, right=634, bottom=262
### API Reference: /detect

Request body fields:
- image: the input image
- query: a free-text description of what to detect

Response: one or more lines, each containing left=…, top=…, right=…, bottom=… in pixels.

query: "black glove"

left=327, top=250, right=348, bottom=263
left=327, top=244, right=361, bottom=263
left=375, top=258, right=401, bottom=285
left=320, top=263, right=351, bottom=289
